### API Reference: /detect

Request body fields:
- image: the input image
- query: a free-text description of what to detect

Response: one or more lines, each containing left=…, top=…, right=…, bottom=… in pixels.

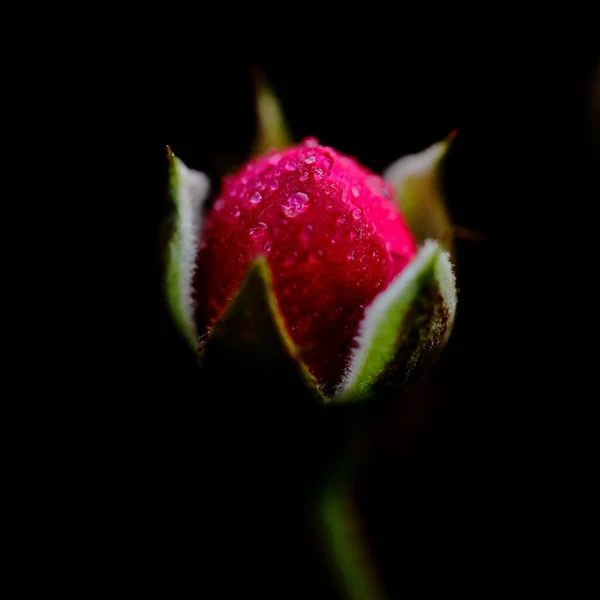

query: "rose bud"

left=196, top=139, right=418, bottom=387
left=165, top=137, right=456, bottom=402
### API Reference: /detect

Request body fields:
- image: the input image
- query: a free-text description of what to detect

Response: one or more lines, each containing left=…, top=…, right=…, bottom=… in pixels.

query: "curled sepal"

left=250, top=68, right=294, bottom=157
left=335, top=241, right=456, bottom=401
left=199, top=257, right=324, bottom=404
left=165, top=148, right=210, bottom=349
left=383, top=134, right=455, bottom=252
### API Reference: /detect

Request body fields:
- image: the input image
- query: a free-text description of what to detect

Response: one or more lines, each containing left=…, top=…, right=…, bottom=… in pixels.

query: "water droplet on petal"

left=347, top=250, right=356, bottom=261
left=268, top=153, right=281, bottom=165
left=303, top=136, right=319, bottom=147
left=231, top=206, right=241, bottom=218
left=317, top=155, right=333, bottom=174
left=352, top=208, right=362, bottom=220
left=336, top=214, right=347, bottom=226
left=283, top=251, right=298, bottom=267
left=299, top=170, right=309, bottom=181
left=264, top=240, right=272, bottom=252
left=349, top=230, right=357, bottom=241
left=341, top=189, right=349, bottom=203
left=299, top=224, right=313, bottom=246
left=304, top=155, right=316, bottom=164
left=269, top=179, right=279, bottom=191
left=250, top=191, right=262, bottom=204
left=314, top=169, right=324, bottom=181
left=352, top=185, right=361, bottom=198
left=281, top=192, right=311, bottom=218
left=248, top=222, right=268, bottom=239
left=285, top=160, right=298, bottom=172
left=308, top=250, right=324, bottom=264
left=385, top=241, right=392, bottom=251
left=213, top=198, right=225, bottom=211
left=366, top=175, right=382, bottom=194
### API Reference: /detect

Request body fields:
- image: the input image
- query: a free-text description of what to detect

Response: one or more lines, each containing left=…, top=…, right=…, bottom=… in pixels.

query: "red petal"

left=194, top=139, right=417, bottom=389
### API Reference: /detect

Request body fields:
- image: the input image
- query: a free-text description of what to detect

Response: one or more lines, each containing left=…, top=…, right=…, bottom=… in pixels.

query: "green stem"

left=319, top=459, right=388, bottom=600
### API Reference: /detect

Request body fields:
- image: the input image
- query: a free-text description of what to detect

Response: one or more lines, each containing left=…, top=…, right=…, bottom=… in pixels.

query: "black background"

left=134, top=30, right=598, bottom=598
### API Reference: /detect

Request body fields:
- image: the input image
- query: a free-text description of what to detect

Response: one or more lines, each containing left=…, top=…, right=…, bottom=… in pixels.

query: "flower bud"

left=166, top=137, right=457, bottom=402
left=194, top=139, right=417, bottom=390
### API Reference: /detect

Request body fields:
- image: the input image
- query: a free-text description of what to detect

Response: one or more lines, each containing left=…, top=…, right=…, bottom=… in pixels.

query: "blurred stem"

left=318, top=412, right=388, bottom=600
left=320, top=479, right=388, bottom=600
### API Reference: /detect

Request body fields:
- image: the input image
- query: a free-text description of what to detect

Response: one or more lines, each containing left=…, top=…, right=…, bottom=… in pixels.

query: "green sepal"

left=165, top=147, right=210, bottom=349
left=249, top=68, right=295, bottom=157
left=199, top=257, right=324, bottom=404
left=383, top=135, right=455, bottom=253
left=335, top=241, right=456, bottom=401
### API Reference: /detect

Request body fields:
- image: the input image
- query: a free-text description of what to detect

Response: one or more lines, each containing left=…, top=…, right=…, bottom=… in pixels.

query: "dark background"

left=142, top=37, right=598, bottom=597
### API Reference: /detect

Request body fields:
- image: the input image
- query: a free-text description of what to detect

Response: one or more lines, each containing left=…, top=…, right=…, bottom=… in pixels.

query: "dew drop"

left=303, top=136, right=319, bottom=147
left=264, top=240, right=272, bottom=252
left=385, top=241, right=392, bottom=251
left=250, top=191, right=262, bottom=204
left=347, top=250, right=356, bottom=261
left=349, top=230, right=357, bottom=241
left=231, top=205, right=241, bottom=218
left=304, top=155, right=316, bottom=164
left=366, top=175, right=382, bottom=194
left=352, top=208, right=362, bottom=220
left=299, top=224, right=313, bottom=246
left=299, top=170, right=309, bottom=181
left=285, top=160, right=298, bottom=172
left=308, top=250, right=324, bottom=264
left=314, top=169, right=324, bottom=181
left=341, top=189, right=349, bottom=203
left=281, top=192, right=311, bottom=218
left=269, top=179, right=279, bottom=191
left=352, top=185, right=361, bottom=198
left=213, top=198, right=225, bottom=211
left=317, top=155, right=333, bottom=174
left=248, top=222, right=268, bottom=239
left=283, top=251, right=298, bottom=267
left=336, top=214, right=347, bottom=226
left=268, top=153, right=281, bottom=165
